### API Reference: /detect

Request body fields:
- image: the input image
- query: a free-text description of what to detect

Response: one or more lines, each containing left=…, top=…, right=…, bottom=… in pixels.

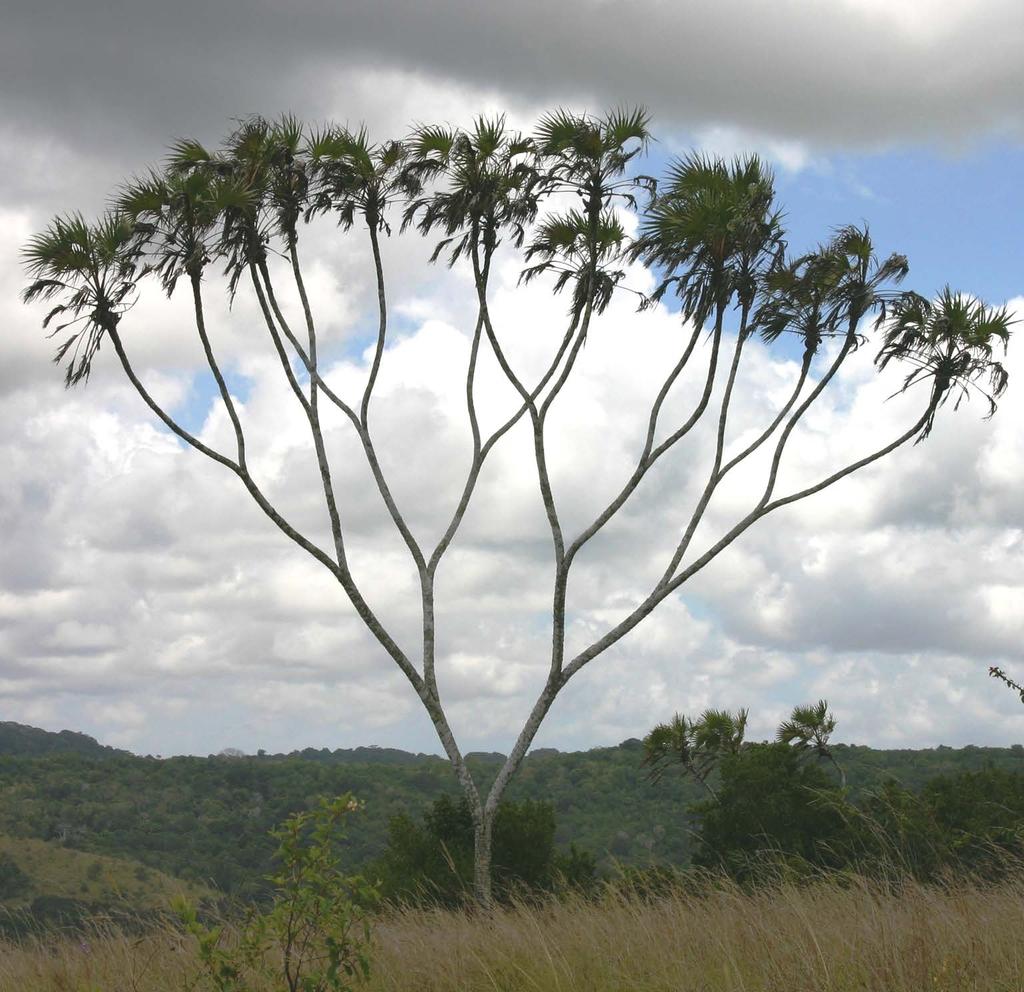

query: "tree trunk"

left=466, top=680, right=560, bottom=905
left=831, top=755, right=847, bottom=789
left=472, top=813, right=494, bottom=907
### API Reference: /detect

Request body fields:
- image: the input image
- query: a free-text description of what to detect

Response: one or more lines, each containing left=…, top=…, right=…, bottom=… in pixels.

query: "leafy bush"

left=690, top=743, right=847, bottom=878
left=374, top=795, right=596, bottom=905
left=178, top=794, right=377, bottom=992
left=686, top=740, right=1024, bottom=885
left=835, top=769, right=1024, bottom=880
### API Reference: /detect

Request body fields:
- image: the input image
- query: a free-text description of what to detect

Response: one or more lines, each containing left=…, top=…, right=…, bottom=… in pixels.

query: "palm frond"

left=602, top=106, right=652, bottom=153
left=21, top=210, right=139, bottom=386
left=166, top=137, right=216, bottom=174
left=534, top=108, right=588, bottom=156
left=636, top=152, right=781, bottom=323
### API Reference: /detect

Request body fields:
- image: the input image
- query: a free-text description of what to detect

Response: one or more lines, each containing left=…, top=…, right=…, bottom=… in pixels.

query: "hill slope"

left=1, top=724, right=1023, bottom=900
left=0, top=833, right=212, bottom=936
left=0, top=722, right=128, bottom=759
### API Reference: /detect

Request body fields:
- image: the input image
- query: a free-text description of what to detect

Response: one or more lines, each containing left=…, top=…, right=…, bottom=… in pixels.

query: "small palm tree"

left=776, top=699, right=846, bottom=787
left=402, top=115, right=538, bottom=271
left=642, top=707, right=748, bottom=800
left=757, top=224, right=910, bottom=358
left=521, top=207, right=631, bottom=319
left=533, top=106, right=653, bottom=206
left=522, top=108, right=653, bottom=321
left=308, top=123, right=407, bottom=238
left=215, top=116, right=311, bottom=295
left=642, top=713, right=716, bottom=798
left=877, top=286, right=1013, bottom=439
left=118, top=164, right=255, bottom=297
left=694, top=707, right=748, bottom=758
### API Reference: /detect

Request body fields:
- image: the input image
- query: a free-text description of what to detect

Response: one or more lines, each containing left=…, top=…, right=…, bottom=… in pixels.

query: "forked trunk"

left=466, top=680, right=560, bottom=905
left=472, top=813, right=494, bottom=907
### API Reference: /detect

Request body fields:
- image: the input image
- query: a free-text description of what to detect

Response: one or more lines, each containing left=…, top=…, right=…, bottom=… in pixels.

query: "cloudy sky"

left=2, top=0, right=1023, bottom=757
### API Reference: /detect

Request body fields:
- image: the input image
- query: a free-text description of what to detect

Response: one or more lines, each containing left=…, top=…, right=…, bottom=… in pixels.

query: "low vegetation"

left=178, top=795, right=377, bottom=992
left=373, top=795, right=596, bottom=905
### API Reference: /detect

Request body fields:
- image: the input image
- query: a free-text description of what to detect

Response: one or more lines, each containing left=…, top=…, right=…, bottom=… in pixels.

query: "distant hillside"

left=284, top=744, right=447, bottom=765
left=0, top=834, right=210, bottom=908
left=2, top=722, right=1023, bottom=906
left=0, top=722, right=128, bottom=759
left=0, top=833, right=213, bottom=935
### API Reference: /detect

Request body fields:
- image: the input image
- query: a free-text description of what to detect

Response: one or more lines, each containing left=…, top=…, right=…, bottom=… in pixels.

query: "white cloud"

left=690, top=126, right=825, bottom=176
left=2, top=213, right=1022, bottom=756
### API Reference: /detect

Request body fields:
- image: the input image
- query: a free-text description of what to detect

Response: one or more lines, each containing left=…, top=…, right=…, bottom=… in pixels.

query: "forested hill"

left=0, top=721, right=129, bottom=758
left=1, top=722, right=1023, bottom=900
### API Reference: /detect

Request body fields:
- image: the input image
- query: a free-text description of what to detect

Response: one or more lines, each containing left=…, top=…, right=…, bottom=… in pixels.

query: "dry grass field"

left=4, top=872, right=1024, bottom=991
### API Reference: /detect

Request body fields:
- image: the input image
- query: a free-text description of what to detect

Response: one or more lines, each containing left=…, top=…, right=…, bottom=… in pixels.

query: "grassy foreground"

left=4, top=873, right=1024, bottom=992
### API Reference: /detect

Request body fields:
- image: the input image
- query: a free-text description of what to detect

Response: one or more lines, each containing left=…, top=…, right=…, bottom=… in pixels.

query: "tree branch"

left=253, top=262, right=429, bottom=574
left=289, top=242, right=319, bottom=402
left=718, top=348, right=813, bottom=479
left=250, top=265, right=350, bottom=573
left=560, top=375, right=933, bottom=685
left=658, top=329, right=854, bottom=591
left=562, top=318, right=722, bottom=576
left=360, top=223, right=388, bottom=428
left=658, top=306, right=749, bottom=585
left=755, top=333, right=858, bottom=511
left=762, top=405, right=931, bottom=513
left=110, top=313, right=485, bottom=811
left=426, top=313, right=579, bottom=575
left=252, top=265, right=313, bottom=415
left=473, top=254, right=576, bottom=568
left=484, top=674, right=560, bottom=818
left=104, top=322, right=337, bottom=577
left=190, top=272, right=246, bottom=467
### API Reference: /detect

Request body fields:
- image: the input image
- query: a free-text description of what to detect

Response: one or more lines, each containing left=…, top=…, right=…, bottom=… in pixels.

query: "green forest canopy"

left=2, top=721, right=1023, bottom=903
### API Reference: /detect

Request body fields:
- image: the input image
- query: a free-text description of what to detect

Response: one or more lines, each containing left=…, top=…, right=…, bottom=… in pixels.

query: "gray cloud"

left=4, top=0, right=1024, bottom=218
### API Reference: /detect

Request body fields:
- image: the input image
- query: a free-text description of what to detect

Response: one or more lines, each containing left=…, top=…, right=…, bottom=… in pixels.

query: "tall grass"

left=4, top=871, right=1024, bottom=991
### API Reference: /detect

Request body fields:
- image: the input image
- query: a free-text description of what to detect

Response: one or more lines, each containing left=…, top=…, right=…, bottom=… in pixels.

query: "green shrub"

left=374, top=795, right=596, bottom=905
left=691, top=743, right=847, bottom=878
left=178, top=794, right=378, bottom=992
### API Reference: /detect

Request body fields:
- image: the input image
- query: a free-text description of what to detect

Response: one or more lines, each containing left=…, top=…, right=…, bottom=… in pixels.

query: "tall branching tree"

left=22, top=108, right=1012, bottom=904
